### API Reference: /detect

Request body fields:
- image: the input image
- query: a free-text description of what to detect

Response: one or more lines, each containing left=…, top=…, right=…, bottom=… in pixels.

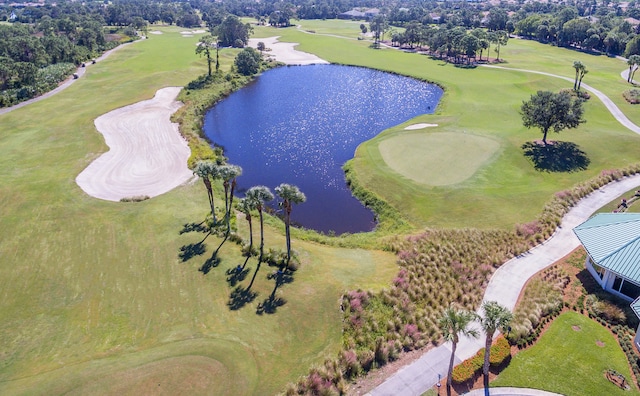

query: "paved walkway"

left=368, top=65, right=640, bottom=396
left=0, top=39, right=138, bottom=116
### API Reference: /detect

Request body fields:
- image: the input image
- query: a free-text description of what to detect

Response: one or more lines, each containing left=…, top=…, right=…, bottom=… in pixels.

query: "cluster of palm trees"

left=572, top=60, right=588, bottom=91
left=193, top=160, right=306, bottom=271
left=627, top=55, right=640, bottom=84
left=439, top=301, right=513, bottom=396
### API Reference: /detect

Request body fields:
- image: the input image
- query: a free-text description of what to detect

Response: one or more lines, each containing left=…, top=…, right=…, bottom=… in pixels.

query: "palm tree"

left=236, top=197, right=256, bottom=265
left=193, top=161, right=220, bottom=224
left=573, top=61, right=588, bottom=91
left=245, top=186, right=274, bottom=261
left=628, top=55, right=640, bottom=83
left=218, top=164, right=243, bottom=235
left=438, top=304, right=479, bottom=396
left=274, top=183, right=306, bottom=268
left=478, top=301, right=512, bottom=395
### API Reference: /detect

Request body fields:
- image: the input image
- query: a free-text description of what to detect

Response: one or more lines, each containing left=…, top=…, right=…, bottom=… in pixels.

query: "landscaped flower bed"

left=623, top=89, right=640, bottom=104
left=452, top=336, right=511, bottom=384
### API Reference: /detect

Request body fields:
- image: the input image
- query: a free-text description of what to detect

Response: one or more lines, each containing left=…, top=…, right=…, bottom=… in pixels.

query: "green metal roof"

left=573, top=213, right=640, bottom=284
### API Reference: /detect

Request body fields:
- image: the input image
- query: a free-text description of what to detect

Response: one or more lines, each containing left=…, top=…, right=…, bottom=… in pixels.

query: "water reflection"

left=204, top=64, right=442, bottom=234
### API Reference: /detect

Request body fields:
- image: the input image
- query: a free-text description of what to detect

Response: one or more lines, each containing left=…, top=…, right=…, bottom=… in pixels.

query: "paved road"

left=369, top=64, right=640, bottom=396
left=0, top=39, right=138, bottom=116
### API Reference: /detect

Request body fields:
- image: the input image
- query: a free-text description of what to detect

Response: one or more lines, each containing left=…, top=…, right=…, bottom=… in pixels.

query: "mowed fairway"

left=0, top=26, right=397, bottom=395
left=252, top=22, right=640, bottom=229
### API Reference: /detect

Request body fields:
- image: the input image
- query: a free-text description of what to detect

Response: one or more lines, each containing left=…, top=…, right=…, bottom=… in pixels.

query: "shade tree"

left=235, top=47, right=262, bottom=76
left=520, top=90, right=585, bottom=145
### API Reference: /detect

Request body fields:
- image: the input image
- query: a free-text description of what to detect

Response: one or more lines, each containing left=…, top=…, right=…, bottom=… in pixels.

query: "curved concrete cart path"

left=76, top=87, right=193, bottom=201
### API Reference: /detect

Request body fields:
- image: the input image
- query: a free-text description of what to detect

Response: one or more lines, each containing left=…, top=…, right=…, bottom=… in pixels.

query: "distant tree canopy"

left=215, top=15, right=252, bottom=48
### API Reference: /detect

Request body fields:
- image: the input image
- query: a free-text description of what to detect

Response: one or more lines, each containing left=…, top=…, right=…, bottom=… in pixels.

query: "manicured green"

left=0, top=25, right=397, bottom=395
left=378, top=131, right=501, bottom=186
left=492, top=312, right=639, bottom=396
left=252, top=22, right=640, bottom=229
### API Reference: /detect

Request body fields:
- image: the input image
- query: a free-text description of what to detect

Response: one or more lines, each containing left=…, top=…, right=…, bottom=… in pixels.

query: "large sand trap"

left=76, top=87, right=193, bottom=201
left=248, top=36, right=329, bottom=65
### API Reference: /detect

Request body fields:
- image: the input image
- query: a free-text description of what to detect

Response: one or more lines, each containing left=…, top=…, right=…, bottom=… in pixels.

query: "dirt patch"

left=572, top=325, right=581, bottom=331
left=596, top=340, right=605, bottom=347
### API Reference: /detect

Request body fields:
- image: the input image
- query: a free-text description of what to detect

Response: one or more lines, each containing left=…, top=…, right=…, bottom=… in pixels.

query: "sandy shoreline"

left=248, top=36, right=329, bottom=65
left=76, top=87, right=193, bottom=201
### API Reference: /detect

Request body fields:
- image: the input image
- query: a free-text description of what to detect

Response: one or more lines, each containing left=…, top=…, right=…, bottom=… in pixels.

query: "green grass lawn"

left=0, top=25, right=397, bottom=395
left=250, top=22, right=640, bottom=229
left=492, top=311, right=639, bottom=396
left=4, top=19, right=640, bottom=395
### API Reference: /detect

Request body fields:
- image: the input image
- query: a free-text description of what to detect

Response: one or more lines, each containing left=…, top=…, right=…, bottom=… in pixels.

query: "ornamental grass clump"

left=507, top=267, right=567, bottom=347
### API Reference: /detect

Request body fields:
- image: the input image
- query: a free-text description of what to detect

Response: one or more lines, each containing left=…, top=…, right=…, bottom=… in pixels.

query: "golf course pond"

left=203, top=64, right=443, bottom=234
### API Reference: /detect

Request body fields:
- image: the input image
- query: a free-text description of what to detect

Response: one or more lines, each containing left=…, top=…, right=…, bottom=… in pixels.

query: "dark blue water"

left=203, top=64, right=442, bottom=234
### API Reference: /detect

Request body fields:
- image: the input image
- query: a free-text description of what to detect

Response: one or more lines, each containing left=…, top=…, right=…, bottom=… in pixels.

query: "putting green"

left=378, top=131, right=501, bottom=186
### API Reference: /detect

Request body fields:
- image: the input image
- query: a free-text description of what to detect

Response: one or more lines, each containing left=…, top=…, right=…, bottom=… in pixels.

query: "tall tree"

left=478, top=301, right=512, bottom=395
left=274, top=183, right=306, bottom=268
left=245, top=186, right=274, bottom=290
left=492, top=30, right=509, bottom=61
left=218, top=164, right=243, bottom=235
left=195, top=34, right=216, bottom=77
left=370, top=14, right=389, bottom=48
left=193, top=161, right=220, bottom=224
left=246, top=186, right=274, bottom=261
left=215, top=15, right=252, bottom=47
left=573, top=60, right=588, bottom=90
left=627, top=55, right=640, bottom=83
left=236, top=197, right=257, bottom=270
left=438, top=305, right=479, bottom=396
left=520, top=90, right=585, bottom=145
left=236, top=197, right=256, bottom=258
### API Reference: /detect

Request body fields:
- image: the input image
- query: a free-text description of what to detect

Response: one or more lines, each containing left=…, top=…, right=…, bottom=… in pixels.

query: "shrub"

left=452, top=353, right=483, bottom=384
left=489, top=336, right=511, bottom=366
left=452, top=336, right=511, bottom=384
left=623, top=89, right=640, bottom=104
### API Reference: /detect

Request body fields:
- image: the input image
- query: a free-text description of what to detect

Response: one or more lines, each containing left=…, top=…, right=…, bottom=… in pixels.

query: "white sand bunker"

left=150, top=31, right=163, bottom=35
left=404, top=123, right=438, bottom=130
left=76, top=87, right=193, bottom=201
left=248, top=36, right=329, bottom=65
